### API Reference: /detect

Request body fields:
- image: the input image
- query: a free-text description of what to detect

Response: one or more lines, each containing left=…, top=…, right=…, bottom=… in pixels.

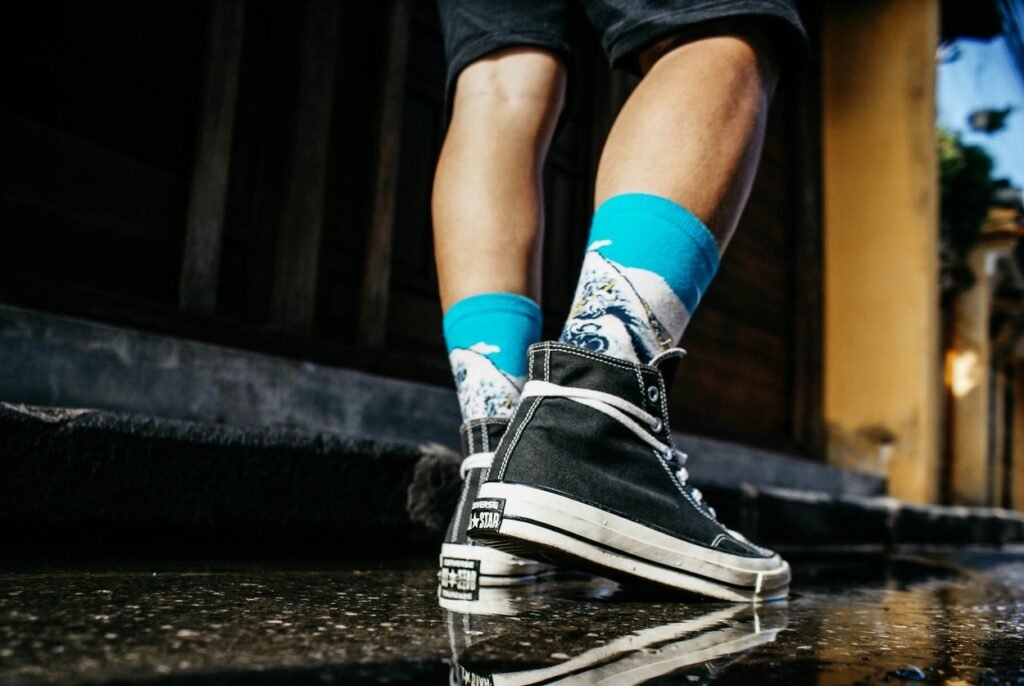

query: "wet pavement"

left=1, top=550, right=1022, bottom=685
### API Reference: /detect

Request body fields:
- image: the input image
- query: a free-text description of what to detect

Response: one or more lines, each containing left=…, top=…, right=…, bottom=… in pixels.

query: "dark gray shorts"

left=437, top=0, right=808, bottom=103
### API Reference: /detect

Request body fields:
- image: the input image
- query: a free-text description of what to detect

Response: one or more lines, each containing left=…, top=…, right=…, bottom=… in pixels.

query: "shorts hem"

left=603, top=1, right=808, bottom=75
left=445, top=31, right=571, bottom=111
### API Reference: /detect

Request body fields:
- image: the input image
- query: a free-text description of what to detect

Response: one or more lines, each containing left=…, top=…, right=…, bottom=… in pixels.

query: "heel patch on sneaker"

left=460, top=665, right=494, bottom=686
left=469, top=498, right=506, bottom=532
left=439, top=557, right=480, bottom=600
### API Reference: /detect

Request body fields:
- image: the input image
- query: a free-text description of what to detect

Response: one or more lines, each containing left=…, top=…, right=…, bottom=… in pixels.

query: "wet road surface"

left=1, top=550, right=1022, bottom=684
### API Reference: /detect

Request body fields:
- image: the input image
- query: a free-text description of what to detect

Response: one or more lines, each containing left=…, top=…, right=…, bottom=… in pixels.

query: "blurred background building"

left=0, top=0, right=1022, bottom=508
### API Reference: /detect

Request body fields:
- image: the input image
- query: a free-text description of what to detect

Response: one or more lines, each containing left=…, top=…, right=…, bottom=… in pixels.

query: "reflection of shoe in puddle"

left=443, top=576, right=624, bottom=683
left=451, top=603, right=786, bottom=685
left=437, top=574, right=536, bottom=617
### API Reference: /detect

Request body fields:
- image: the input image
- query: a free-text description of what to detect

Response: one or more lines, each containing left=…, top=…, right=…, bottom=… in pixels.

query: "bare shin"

left=432, top=48, right=566, bottom=312
left=595, top=25, right=780, bottom=251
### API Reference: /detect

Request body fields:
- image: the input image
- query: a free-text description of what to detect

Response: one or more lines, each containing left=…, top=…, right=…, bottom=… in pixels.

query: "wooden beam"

left=269, top=0, right=341, bottom=336
left=355, top=0, right=413, bottom=348
left=179, top=0, right=245, bottom=316
left=790, top=1, right=825, bottom=459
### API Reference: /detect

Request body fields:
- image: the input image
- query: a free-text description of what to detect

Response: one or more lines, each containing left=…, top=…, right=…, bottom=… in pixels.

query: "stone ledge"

left=676, top=434, right=884, bottom=497
left=0, top=304, right=464, bottom=449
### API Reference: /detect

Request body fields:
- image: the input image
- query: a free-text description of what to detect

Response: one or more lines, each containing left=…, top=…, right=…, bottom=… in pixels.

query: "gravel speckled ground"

left=1, top=550, right=1022, bottom=684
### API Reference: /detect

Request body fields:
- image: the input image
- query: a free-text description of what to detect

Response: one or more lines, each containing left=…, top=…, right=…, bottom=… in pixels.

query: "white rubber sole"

left=439, top=572, right=621, bottom=618
left=469, top=482, right=790, bottom=602
left=437, top=541, right=555, bottom=607
left=438, top=542, right=557, bottom=613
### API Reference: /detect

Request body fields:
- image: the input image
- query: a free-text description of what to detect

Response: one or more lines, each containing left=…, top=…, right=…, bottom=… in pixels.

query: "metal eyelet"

left=651, top=418, right=663, bottom=433
left=647, top=385, right=659, bottom=403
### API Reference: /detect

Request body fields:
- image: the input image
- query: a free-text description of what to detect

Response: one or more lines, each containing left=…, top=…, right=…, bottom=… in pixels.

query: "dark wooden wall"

left=0, top=0, right=822, bottom=456
left=673, top=0, right=824, bottom=455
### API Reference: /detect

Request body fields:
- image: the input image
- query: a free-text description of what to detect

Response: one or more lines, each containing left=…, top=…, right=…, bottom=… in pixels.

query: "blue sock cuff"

left=594, top=193, right=719, bottom=275
left=443, top=293, right=542, bottom=341
left=443, top=292, right=542, bottom=377
left=590, top=193, right=719, bottom=312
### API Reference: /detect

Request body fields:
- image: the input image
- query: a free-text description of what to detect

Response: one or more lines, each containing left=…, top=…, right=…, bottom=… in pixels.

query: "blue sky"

left=937, top=34, right=1024, bottom=188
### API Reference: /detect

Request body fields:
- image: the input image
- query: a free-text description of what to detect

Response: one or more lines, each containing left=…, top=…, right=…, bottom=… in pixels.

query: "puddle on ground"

left=0, top=551, right=1022, bottom=684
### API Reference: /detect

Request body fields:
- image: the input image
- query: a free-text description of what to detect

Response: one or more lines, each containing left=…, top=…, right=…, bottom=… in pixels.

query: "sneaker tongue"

left=649, top=347, right=687, bottom=368
left=649, top=348, right=687, bottom=393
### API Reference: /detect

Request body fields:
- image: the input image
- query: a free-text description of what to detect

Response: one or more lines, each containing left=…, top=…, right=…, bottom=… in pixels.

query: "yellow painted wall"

left=822, top=0, right=941, bottom=503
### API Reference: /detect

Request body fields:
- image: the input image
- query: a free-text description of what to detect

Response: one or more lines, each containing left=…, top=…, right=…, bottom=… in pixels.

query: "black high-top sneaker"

left=467, top=342, right=790, bottom=602
left=438, top=418, right=552, bottom=610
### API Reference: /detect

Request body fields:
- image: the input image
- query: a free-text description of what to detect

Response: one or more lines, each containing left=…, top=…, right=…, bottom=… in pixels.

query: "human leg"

left=561, top=22, right=780, bottom=363
left=468, top=8, right=806, bottom=600
left=433, top=1, right=570, bottom=596
left=433, top=48, right=566, bottom=422
left=597, top=23, right=781, bottom=242
left=433, top=48, right=566, bottom=312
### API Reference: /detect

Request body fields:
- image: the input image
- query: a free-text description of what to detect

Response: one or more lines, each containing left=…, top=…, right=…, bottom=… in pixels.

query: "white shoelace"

left=520, top=379, right=715, bottom=519
left=460, top=451, right=493, bottom=479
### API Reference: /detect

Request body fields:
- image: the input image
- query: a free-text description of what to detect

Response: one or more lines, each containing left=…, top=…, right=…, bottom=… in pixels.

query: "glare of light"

left=948, top=348, right=981, bottom=398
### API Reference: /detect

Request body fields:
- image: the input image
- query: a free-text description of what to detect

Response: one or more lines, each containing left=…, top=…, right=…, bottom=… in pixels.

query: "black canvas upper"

left=444, top=417, right=510, bottom=545
left=487, top=342, right=766, bottom=558
left=460, top=417, right=508, bottom=458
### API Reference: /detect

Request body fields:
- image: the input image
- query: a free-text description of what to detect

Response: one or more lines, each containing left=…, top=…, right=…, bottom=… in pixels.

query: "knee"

left=453, top=47, right=567, bottom=116
left=638, top=19, right=780, bottom=90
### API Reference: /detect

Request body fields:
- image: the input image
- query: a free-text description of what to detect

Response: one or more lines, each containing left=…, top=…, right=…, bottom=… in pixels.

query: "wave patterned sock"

left=560, top=193, right=719, bottom=364
left=444, top=292, right=543, bottom=421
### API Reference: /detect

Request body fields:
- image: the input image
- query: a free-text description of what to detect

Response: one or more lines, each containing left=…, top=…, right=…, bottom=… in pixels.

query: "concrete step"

left=701, top=485, right=1024, bottom=549
left=0, top=403, right=460, bottom=553
left=2, top=402, right=1021, bottom=554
